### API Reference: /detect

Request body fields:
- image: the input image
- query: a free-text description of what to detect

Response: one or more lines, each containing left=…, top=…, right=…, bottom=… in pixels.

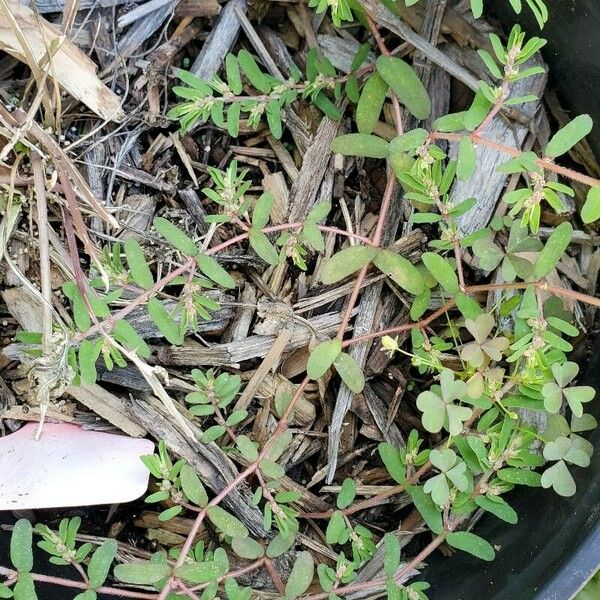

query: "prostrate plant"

left=4, top=1, right=600, bottom=600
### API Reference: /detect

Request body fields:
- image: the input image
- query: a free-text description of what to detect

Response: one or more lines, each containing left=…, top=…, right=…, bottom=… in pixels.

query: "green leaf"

left=383, top=533, right=401, bottom=577
left=267, top=429, right=293, bottom=462
left=497, top=468, right=542, bottom=487
left=249, top=229, right=279, bottom=265
left=541, top=460, right=576, bottom=496
left=206, top=506, right=249, bottom=538
left=238, top=49, right=272, bottom=93
left=433, top=112, right=467, bottom=132
left=326, top=510, right=347, bottom=545
left=180, top=464, right=209, bottom=506
left=87, top=539, right=117, bottom=589
left=236, top=435, right=259, bottom=461
left=226, top=409, right=247, bottom=426
left=457, top=136, right=476, bottom=180
left=252, top=192, right=273, bottom=229
left=201, top=425, right=226, bottom=443
left=330, top=134, right=389, bottom=158
left=470, top=0, right=483, bottom=18
left=373, top=249, right=424, bottom=295
left=176, top=561, right=228, bottom=584
left=478, top=49, right=501, bottom=78
left=378, top=442, right=406, bottom=484
left=159, top=506, right=183, bottom=521
left=376, top=56, right=431, bottom=120
left=74, top=592, right=96, bottom=600
left=231, top=537, right=265, bottom=559
left=390, top=128, right=429, bottom=153
left=114, top=562, right=171, bottom=585
left=13, top=573, right=36, bottom=600
left=581, top=187, right=600, bottom=224
left=112, top=320, right=150, bottom=358
left=356, top=73, right=388, bottom=134
left=11, top=519, right=33, bottom=573
left=337, top=478, right=356, bottom=509
left=225, top=54, right=242, bottom=95
left=474, top=495, right=518, bottom=524
left=321, top=246, right=377, bottom=285
left=307, top=338, right=342, bottom=380
left=266, top=532, right=296, bottom=558
left=421, top=252, right=460, bottom=294
left=266, top=101, right=283, bottom=139
left=78, top=339, right=101, bottom=385
left=259, top=459, right=285, bottom=480
left=285, top=551, right=314, bottom=599
left=333, top=352, right=365, bottom=393
left=0, top=584, right=13, bottom=599
left=532, top=222, right=572, bottom=279
left=408, top=486, right=443, bottom=534
left=153, top=217, right=198, bottom=256
left=545, top=114, right=593, bottom=158
left=197, top=254, right=235, bottom=289
left=446, top=531, right=495, bottom=561
left=63, top=283, right=91, bottom=331
left=306, top=201, right=331, bottom=224
left=147, top=298, right=183, bottom=345
left=227, top=102, right=241, bottom=138
left=124, top=239, right=154, bottom=289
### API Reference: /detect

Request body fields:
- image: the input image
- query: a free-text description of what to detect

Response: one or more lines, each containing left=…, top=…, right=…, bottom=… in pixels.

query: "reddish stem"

left=264, top=558, right=286, bottom=595
left=0, top=567, right=157, bottom=599
left=430, top=132, right=600, bottom=188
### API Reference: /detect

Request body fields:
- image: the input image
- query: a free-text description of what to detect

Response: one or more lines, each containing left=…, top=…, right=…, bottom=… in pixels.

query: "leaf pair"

left=306, top=338, right=365, bottom=393
left=321, top=245, right=424, bottom=296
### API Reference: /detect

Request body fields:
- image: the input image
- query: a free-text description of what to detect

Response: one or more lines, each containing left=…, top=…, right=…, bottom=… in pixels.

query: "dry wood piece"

left=0, top=1, right=123, bottom=121
left=157, top=310, right=346, bottom=366
left=192, top=0, right=246, bottom=78
left=288, top=115, right=343, bottom=222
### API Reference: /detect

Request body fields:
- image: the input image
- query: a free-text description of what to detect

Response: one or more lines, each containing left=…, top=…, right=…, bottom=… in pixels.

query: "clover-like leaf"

left=542, top=361, right=595, bottom=417
left=461, top=313, right=509, bottom=367
left=424, top=449, right=468, bottom=506
left=416, top=370, right=472, bottom=436
left=541, top=459, right=576, bottom=497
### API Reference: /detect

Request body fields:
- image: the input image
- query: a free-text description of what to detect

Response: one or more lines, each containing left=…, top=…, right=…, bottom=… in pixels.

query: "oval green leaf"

left=10, top=519, right=33, bottom=573
left=114, top=562, right=171, bottom=585
left=421, top=252, right=460, bottom=294
left=330, top=133, right=389, bottom=159
left=356, top=73, right=388, bottom=134
left=153, top=217, right=198, bottom=256
left=545, top=114, right=593, bottom=158
left=285, top=551, right=314, bottom=599
left=307, top=338, right=342, bottom=380
left=206, top=506, right=249, bottom=538
left=446, top=531, right=495, bottom=561
left=373, top=249, right=424, bottom=295
left=376, top=56, right=431, bottom=120
left=321, top=245, right=377, bottom=285
left=581, top=186, right=600, bottom=224
left=532, top=221, right=572, bottom=279
left=333, top=351, right=365, bottom=393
